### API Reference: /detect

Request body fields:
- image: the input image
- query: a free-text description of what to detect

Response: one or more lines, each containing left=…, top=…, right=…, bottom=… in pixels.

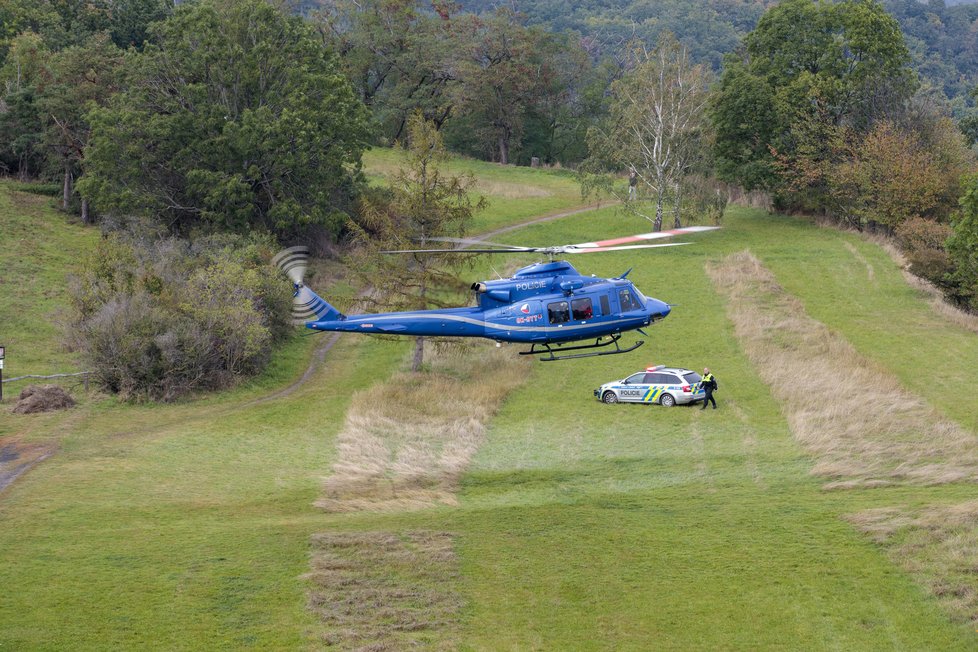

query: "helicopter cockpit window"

left=619, top=288, right=641, bottom=312
left=547, top=301, right=570, bottom=324
left=571, top=298, right=593, bottom=320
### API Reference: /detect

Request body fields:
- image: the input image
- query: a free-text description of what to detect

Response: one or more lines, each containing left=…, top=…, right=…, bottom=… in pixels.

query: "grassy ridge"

left=0, top=335, right=408, bottom=649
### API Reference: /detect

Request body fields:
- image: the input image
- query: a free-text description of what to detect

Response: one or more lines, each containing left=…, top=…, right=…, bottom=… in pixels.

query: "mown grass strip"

left=707, top=250, right=978, bottom=488
left=308, top=531, right=460, bottom=650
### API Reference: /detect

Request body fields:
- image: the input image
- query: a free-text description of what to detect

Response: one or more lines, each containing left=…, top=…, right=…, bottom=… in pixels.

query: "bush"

left=67, top=232, right=293, bottom=401
left=895, top=217, right=954, bottom=286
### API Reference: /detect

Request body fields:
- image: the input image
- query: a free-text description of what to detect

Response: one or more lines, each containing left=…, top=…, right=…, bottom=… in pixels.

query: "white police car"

left=594, top=365, right=705, bottom=407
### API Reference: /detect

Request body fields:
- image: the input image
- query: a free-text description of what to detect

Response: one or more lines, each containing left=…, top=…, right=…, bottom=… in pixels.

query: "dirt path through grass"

left=0, top=441, right=55, bottom=493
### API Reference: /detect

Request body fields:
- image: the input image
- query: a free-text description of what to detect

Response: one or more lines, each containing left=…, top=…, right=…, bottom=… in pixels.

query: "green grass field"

left=2, top=165, right=978, bottom=649
left=363, top=147, right=590, bottom=234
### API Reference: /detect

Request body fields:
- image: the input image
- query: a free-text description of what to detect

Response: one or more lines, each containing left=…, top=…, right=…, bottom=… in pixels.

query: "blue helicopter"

left=273, top=226, right=717, bottom=361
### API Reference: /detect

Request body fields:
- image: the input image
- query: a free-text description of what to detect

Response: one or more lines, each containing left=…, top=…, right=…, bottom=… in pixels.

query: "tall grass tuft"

left=708, top=251, right=978, bottom=487
left=317, top=343, right=531, bottom=512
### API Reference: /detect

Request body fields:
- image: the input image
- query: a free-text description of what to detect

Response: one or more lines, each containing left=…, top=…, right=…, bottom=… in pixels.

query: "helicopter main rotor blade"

left=385, top=225, right=720, bottom=256
left=426, top=236, right=524, bottom=250
left=380, top=247, right=534, bottom=255
left=572, top=225, right=720, bottom=249
left=564, top=242, right=692, bottom=253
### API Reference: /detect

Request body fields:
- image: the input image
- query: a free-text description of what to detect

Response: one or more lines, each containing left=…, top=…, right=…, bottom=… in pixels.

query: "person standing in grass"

left=700, top=367, right=718, bottom=410
left=628, top=169, right=638, bottom=201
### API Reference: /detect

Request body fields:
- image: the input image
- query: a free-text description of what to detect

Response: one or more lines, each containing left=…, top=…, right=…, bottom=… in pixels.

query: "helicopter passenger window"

left=600, top=295, right=611, bottom=316
left=548, top=301, right=570, bottom=324
left=619, top=289, right=641, bottom=311
left=571, top=298, right=593, bottom=320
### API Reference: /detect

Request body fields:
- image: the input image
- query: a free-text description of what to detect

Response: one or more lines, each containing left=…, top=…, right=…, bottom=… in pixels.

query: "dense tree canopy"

left=79, top=0, right=371, bottom=240
left=711, top=0, right=918, bottom=194
left=315, top=0, right=459, bottom=143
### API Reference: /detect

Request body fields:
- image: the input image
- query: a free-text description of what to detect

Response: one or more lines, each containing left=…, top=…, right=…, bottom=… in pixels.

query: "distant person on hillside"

left=628, top=169, right=637, bottom=201
left=700, top=367, right=718, bottom=410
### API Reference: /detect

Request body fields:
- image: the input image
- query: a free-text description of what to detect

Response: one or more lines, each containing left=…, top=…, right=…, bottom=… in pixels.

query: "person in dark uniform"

left=700, top=367, right=717, bottom=410
left=628, top=169, right=638, bottom=200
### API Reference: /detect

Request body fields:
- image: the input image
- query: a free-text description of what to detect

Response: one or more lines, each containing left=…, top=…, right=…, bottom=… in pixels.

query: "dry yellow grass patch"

left=307, top=531, right=461, bottom=650
left=317, top=344, right=530, bottom=512
left=847, top=503, right=978, bottom=624
left=708, top=251, right=978, bottom=487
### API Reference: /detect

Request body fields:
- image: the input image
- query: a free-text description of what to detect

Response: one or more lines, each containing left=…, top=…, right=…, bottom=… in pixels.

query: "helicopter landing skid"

left=520, top=334, right=645, bottom=361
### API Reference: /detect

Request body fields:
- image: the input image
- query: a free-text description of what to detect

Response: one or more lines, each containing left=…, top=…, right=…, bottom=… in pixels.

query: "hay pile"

left=11, top=385, right=75, bottom=414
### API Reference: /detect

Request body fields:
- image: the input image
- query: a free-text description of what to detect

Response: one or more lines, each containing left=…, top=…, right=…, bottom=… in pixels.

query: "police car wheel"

left=659, top=393, right=676, bottom=407
left=602, top=391, right=619, bottom=404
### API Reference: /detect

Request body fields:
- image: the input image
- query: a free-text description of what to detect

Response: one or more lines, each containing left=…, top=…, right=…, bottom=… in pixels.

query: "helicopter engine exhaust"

left=471, top=282, right=488, bottom=293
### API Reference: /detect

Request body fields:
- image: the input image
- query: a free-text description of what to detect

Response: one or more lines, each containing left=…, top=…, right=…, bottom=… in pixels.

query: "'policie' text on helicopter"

left=273, top=226, right=718, bottom=361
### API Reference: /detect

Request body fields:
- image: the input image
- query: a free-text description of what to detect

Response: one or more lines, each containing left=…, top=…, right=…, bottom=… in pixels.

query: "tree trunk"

left=672, top=181, right=683, bottom=229
left=63, top=166, right=72, bottom=211
left=654, top=192, right=664, bottom=231
left=412, top=336, right=425, bottom=372
left=81, top=198, right=90, bottom=225
left=498, top=135, right=509, bottom=165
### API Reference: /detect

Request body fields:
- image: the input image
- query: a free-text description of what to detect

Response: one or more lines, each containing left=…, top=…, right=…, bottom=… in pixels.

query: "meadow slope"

left=313, top=206, right=978, bottom=649
left=2, top=170, right=978, bottom=649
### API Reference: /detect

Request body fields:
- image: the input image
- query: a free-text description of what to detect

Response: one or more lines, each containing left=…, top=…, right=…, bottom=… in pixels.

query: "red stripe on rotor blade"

left=588, top=229, right=686, bottom=247
left=586, top=226, right=717, bottom=248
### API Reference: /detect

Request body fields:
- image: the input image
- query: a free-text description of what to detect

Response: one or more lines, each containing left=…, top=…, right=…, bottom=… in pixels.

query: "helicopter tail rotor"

left=272, top=246, right=309, bottom=286
left=272, top=246, right=346, bottom=324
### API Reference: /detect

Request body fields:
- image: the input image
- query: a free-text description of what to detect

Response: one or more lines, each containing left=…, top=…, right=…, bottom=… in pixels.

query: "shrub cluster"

left=67, top=232, right=293, bottom=401
left=895, top=217, right=954, bottom=289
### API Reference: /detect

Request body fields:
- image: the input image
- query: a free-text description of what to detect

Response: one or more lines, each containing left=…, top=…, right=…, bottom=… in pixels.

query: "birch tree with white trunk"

left=584, top=33, right=711, bottom=231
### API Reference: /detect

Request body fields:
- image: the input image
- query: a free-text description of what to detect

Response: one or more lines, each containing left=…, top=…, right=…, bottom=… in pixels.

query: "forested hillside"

left=455, top=0, right=978, bottom=113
